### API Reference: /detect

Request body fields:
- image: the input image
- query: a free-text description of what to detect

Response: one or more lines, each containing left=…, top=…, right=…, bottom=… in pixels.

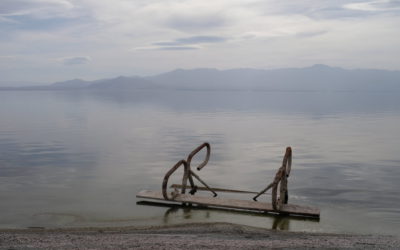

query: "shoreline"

left=1, top=222, right=399, bottom=249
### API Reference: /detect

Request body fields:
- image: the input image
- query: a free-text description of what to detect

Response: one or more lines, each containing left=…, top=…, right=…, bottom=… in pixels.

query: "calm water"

left=1, top=90, right=400, bottom=235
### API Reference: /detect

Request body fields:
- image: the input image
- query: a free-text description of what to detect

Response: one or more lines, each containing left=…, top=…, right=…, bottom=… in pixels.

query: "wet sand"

left=1, top=222, right=399, bottom=249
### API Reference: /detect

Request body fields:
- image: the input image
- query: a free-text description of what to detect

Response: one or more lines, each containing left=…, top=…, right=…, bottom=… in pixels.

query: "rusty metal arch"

left=162, top=159, right=189, bottom=200
left=185, top=142, right=216, bottom=197
left=187, top=142, right=210, bottom=171
left=254, top=147, right=292, bottom=210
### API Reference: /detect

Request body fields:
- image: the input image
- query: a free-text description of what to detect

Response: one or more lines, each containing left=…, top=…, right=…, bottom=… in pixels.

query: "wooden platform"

left=137, top=190, right=320, bottom=218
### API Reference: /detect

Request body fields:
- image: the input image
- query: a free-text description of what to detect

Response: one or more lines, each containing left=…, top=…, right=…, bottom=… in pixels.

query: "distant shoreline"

left=2, top=65, right=400, bottom=92
left=1, top=222, right=399, bottom=249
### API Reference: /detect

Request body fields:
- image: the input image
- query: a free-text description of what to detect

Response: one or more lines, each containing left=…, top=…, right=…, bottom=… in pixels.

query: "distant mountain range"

left=2, top=65, right=400, bottom=92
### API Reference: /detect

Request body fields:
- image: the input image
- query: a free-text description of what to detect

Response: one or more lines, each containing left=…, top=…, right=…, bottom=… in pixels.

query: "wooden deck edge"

left=136, top=190, right=320, bottom=218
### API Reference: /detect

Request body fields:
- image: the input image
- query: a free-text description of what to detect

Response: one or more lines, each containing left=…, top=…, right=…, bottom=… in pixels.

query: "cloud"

left=296, top=30, right=329, bottom=38
left=60, top=56, right=91, bottom=66
left=254, top=1, right=400, bottom=20
left=0, top=16, right=17, bottom=23
left=139, top=35, right=228, bottom=51
left=0, top=0, right=74, bottom=17
left=2, top=0, right=400, bottom=82
left=153, top=36, right=227, bottom=46
left=344, top=0, right=400, bottom=12
left=134, top=45, right=200, bottom=51
left=304, top=0, right=400, bottom=19
left=0, top=55, right=17, bottom=60
left=158, top=46, right=200, bottom=51
left=165, top=13, right=227, bottom=31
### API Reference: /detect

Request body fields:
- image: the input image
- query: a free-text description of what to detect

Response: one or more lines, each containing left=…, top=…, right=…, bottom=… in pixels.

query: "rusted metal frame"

left=162, top=159, right=189, bottom=200
left=253, top=147, right=292, bottom=210
left=271, top=167, right=285, bottom=210
left=281, top=147, right=292, bottom=204
left=187, top=174, right=197, bottom=194
left=185, top=142, right=217, bottom=197
left=286, top=147, right=292, bottom=177
left=273, top=147, right=292, bottom=210
left=187, top=142, right=210, bottom=171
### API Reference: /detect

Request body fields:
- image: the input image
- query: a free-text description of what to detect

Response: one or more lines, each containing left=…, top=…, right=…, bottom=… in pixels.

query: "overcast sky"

left=1, top=0, right=400, bottom=83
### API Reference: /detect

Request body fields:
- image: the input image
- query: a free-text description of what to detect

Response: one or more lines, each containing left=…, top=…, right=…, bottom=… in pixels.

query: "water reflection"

left=272, top=216, right=290, bottom=230
left=28, top=90, right=400, bottom=118
left=136, top=201, right=319, bottom=231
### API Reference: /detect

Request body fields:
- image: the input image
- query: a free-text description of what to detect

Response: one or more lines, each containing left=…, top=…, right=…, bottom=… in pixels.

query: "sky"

left=0, top=0, right=400, bottom=84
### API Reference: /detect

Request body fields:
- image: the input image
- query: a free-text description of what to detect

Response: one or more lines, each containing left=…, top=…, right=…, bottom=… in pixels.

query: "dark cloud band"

left=61, top=56, right=91, bottom=66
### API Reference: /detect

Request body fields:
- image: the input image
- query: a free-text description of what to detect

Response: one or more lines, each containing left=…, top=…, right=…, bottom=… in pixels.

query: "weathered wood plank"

left=137, top=190, right=320, bottom=218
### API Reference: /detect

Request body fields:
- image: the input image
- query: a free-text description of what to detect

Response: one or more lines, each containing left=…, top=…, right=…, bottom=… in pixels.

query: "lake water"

left=1, top=90, right=400, bottom=236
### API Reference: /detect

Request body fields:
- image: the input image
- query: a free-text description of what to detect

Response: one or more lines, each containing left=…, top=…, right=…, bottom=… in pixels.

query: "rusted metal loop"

left=162, top=159, right=189, bottom=200
left=271, top=167, right=285, bottom=210
left=187, top=142, right=210, bottom=171
left=253, top=147, right=292, bottom=209
left=283, top=147, right=292, bottom=177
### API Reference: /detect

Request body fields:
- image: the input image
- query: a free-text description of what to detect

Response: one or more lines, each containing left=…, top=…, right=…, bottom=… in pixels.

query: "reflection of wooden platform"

left=137, top=190, right=320, bottom=218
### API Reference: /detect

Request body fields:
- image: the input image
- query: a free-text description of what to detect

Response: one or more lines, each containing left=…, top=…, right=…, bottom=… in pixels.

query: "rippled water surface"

left=1, top=90, right=400, bottom=235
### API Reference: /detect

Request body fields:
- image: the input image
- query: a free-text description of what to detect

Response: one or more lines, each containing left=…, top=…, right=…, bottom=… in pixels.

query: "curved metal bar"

left=281, top=147, right=292, bottom=205
left=271, top=167, right=285, bottom=210
left=253, top=147, right=293, bottom=210
left=252, top=182, right=273, bottom=201
left=283, top=147, right=292, bottom=177
left=162, top=159, right=189, bottom=200
left=190, top=170, right=217, bottom=197
left=187, top=142, right=210, bottom=171
left=188, top=173, right=197, bottom=195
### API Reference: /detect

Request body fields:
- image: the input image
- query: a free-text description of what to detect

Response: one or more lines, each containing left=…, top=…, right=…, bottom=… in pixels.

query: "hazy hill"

left=0, top=81, right=43, bottom=87
left=51, top=79, right=91, bottom=89
left=0, top=76, right=157, bottom=90
left=1, top=65, right=400, bottom=92
left=147, top=64, right=400, bottom=91
left=87, top=76, right=156, bottom=90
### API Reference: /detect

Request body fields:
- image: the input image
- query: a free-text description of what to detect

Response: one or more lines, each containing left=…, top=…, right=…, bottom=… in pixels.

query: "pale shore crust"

left=1, top=222, right=399, bottom=249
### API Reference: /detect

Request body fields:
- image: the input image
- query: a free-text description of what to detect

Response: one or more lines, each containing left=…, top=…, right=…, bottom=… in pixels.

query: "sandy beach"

left=1, top=222, right=399, bottom=249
